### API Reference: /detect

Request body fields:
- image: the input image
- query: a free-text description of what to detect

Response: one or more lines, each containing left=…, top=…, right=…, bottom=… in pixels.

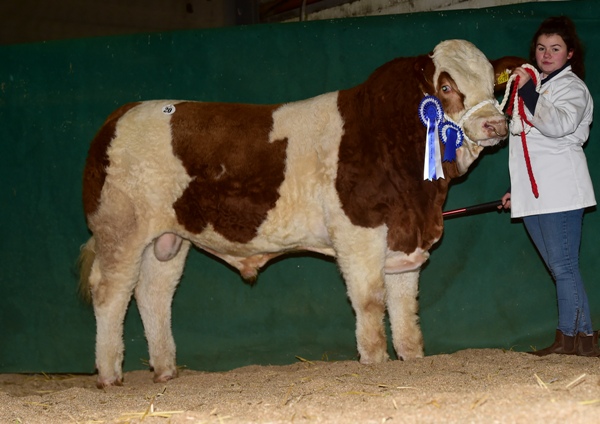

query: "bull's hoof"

left=358, top=351, right=390, bottom=365
left=397, top=352, right=424, bottom=361
left=395, top=345, right=424, bottom=361
left=153, top=369, right=178, bottom=383
left=96, top=376, right=123, bottom=389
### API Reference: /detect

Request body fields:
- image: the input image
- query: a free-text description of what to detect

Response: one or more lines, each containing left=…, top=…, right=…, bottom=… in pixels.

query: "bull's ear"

left=490, top=56, right=528, bottom=93
left=414, top=54, right=435, bottom=94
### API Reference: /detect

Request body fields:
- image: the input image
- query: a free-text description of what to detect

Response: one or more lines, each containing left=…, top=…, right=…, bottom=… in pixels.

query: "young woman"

left=500, top=16, right=599, bottom=356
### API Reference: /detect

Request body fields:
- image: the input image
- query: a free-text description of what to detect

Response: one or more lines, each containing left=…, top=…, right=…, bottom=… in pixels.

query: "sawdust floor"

left=2, top=349, right=600, bottom=423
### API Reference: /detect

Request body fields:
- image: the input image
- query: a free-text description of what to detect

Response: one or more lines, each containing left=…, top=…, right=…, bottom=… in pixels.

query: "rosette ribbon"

left=418, top=96, right=444, bottom=180
left=440, top=121, right=464, bottom=163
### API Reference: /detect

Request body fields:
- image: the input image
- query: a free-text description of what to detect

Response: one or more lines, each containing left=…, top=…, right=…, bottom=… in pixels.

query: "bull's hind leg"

left=385, top=271, right=424, bottom=360
left=90, top=247, right=143, bottom=388
left=334, top=226, right=389, bottom=364
left=87, top=184, right=149, bottom=388
left=135, top=236, right=190, bottom=383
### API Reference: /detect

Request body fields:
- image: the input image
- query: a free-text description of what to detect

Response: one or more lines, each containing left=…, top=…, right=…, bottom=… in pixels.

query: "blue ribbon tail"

left=443, top=128, right=458, bottom=162
left=434, top=129, right=444, bottom=179
left=427, top=120, right=437, bottom=180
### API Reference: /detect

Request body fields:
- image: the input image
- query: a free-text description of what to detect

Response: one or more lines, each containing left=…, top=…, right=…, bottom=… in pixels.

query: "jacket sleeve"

left=530, top=79, right=591, bottom=139
left=518, top=80, right=539, bottom=114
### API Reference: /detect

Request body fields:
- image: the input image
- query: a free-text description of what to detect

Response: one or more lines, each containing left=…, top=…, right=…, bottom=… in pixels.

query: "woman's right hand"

left=513, top=67, right=531, bottom=88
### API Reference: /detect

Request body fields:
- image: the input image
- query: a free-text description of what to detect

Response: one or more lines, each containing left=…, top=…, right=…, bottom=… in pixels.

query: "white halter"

left=442, top=64, right=541, bottom=147
left=444, top=98, right=503, bottom=146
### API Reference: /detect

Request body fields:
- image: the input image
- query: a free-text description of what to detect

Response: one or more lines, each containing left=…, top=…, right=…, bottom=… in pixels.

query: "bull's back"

left=84, top=93, right=345, bottom=252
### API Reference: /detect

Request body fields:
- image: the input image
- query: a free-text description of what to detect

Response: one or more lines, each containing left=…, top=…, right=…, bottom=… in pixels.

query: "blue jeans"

left=523, top=209, right=593, bottom=336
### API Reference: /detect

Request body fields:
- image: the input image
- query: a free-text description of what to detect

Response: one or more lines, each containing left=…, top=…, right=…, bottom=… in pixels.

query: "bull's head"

left=416, top=40, right=525, bottom=175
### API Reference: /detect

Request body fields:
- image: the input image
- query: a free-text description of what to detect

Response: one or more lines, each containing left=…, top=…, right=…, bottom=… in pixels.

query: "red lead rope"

left=506, top=69, right=539, bottom=199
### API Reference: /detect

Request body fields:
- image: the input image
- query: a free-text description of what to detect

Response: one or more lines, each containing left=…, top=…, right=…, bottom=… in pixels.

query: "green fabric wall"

left=1, top=0, right=599, bottom=373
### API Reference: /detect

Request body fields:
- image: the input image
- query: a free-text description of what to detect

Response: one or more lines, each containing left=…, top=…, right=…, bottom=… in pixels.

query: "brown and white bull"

left=80, top=39, right=521, bottom=388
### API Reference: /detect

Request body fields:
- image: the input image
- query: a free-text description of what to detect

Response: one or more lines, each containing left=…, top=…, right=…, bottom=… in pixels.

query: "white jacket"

left=508, top=65, right=596, bottom=218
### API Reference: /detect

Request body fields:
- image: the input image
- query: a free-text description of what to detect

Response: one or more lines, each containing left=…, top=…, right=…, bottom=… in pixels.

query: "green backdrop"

left=2, top=0, right=599, bottom=374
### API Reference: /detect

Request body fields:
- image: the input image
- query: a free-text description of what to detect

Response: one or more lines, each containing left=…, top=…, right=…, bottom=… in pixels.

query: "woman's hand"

left=513, top=67, right=531, bottom=89
left=499, top=192, right=511, bottom=210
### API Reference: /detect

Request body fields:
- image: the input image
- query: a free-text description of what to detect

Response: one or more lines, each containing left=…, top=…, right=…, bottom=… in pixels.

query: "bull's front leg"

left=346, top=270, right=389, bottom=364
left=335, top=226, right=389, bottom=364
left=385, top=270, right=424, bottom=360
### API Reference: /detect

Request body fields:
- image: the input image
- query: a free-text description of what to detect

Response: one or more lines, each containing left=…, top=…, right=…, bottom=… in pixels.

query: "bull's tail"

left=78, top=237, right=96, bottom=304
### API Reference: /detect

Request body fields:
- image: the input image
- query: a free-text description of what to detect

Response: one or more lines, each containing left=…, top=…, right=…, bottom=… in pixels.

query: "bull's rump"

left=84, top=93, right=345, bottom=259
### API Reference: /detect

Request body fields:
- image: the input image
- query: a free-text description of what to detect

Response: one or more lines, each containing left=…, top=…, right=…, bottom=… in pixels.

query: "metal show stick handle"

left=442, top=199, right=503, bottom=219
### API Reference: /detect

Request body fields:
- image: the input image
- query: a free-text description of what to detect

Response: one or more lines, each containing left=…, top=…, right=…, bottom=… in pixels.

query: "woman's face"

left=535, top=33, right=574, bottom=77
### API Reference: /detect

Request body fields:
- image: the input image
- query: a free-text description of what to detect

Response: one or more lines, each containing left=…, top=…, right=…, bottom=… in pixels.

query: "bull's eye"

left=441, top=85, right=452, bottom=93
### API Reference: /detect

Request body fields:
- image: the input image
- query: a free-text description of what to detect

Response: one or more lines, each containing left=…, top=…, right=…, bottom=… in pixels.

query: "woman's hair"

left=529, top=15, right=585, bottom=79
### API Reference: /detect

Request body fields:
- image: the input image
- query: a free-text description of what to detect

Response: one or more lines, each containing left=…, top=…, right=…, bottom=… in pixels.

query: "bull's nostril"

left=484, top=123, right=503, bottom=136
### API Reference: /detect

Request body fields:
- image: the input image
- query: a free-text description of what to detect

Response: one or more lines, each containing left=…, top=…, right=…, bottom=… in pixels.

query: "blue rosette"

left=439, top=121, right=464, bottom=163
left=418, top=95, right=443, bottom=127
left=418, top=95, right=444, bottom=180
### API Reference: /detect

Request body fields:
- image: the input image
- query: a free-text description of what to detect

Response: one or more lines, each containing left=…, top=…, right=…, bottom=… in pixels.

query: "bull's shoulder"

left=335, top=54, right=448, bottom=255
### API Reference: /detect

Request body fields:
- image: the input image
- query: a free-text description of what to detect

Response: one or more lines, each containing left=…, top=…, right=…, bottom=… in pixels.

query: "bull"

left=80, top=39, right=521, bottom=388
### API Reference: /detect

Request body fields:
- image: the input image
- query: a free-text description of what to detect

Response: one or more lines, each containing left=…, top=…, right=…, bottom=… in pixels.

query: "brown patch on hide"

left=414, top=54, right=436, bottom=95
left=82, top=102, right=140, bottom=219
left=336, top=55, right=450, bottom=254
left=171, top=102, right=287, bottom=244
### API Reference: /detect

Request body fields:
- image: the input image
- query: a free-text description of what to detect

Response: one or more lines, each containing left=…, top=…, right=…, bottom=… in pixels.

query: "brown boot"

left=528, top=330, right=577, bottom=356
left=576, top=331, right=600, bottom=357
